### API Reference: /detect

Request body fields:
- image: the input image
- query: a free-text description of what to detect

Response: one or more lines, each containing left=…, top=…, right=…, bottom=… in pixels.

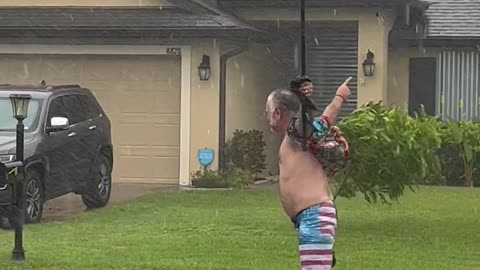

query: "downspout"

left=218, top=45, right=248, bottom=172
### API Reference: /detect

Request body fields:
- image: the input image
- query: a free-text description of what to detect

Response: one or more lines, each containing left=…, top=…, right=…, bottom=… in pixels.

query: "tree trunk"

left=464, top=163, right=473, bottom=187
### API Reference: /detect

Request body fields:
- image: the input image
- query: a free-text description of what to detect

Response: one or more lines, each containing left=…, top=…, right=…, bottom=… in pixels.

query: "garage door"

left=0, top=54, right=182, bottom=184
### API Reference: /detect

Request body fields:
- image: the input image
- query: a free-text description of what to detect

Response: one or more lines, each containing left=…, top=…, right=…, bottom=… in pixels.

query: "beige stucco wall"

left=189, top=41, right=285, bottom=177
left=0, top=0, right=170, bottom=6
left=387, top=47, right=441, bottom=110
left=225, top=43, right=285, bottom=176
left=189, top=40, right=221, bottom=174
left=230, top=8, right=395, bottom=107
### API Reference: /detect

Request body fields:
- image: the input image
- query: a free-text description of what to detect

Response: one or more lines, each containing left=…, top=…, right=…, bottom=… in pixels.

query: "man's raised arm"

left=321, top=78, right=352, bottom=126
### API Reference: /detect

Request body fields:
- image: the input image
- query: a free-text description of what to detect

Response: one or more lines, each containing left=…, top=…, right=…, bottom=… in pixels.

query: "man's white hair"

left=267, top=89, right=302, bottom=116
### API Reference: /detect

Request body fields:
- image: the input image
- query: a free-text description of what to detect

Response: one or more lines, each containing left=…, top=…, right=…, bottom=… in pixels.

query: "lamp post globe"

left=9, top=94, right=31, bottom=121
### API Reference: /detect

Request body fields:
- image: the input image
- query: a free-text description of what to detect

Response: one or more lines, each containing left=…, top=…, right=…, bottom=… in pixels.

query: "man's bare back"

left=278, top=135, right=332, bottom=218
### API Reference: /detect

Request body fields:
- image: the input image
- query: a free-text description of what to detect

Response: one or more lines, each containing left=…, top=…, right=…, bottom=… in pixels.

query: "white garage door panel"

left=116, top=123, right=180, bottom=146
left=0, top=54, right=182, bottom=184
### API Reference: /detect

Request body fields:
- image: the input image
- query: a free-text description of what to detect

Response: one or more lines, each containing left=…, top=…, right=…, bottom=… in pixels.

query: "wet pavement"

left=42, top=183, right=179, bottom=223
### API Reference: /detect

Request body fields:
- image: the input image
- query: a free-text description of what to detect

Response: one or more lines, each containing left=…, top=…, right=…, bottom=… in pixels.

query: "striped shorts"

left=291, top=201, right=337, bottom=270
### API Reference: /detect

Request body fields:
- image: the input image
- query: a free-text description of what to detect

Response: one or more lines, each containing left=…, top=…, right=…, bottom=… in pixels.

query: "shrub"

left=191, top=166, right=253, bottom=189
left=439, top=119, right=480, bottom=187
left=436, top=143, right=466, bottom=186
left=334, top=102, right=442, bottom=203
left=436, top=143, right=480, bottom=187
left=191, top=167, right=228, bottom=188
left=225, top=129, right=267, bottom=179
left=223, top=167, right=253, bottom=189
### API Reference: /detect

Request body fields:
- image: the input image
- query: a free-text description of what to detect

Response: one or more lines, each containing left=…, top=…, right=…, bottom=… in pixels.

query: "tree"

left=333, top=102, right=442, bottom=203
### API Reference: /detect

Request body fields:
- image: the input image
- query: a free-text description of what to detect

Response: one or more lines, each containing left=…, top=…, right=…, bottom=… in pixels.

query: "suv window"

left=47, top=97, right=68, bottom=122
left=63, top=95, right=87, bottom=124
left=79, top=95, right=101, bottom=119
left=47, top=94, right=88, bottom=126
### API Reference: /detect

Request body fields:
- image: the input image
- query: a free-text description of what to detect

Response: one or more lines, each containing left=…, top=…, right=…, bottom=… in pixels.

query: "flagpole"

left=300, top=0, right=306, bottom=75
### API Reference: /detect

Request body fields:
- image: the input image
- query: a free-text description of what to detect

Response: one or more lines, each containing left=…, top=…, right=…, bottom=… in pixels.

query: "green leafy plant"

left=191, top=166, right=253, bottom=189
left=440, top=119, right=480, bottom=187
left=334, top=102, right=442, bottom=203
left=436, top=143, right=480, bottom=187
left=191, top=167, right=228, bottom=188
left=225, top=129, right=267, bottom=179
left=223, top=167, right=253, bottom=189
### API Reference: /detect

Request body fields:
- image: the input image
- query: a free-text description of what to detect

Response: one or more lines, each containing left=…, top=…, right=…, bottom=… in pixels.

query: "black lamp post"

left=300, top=0, right=306, bottom=75
left=9, top=93, right=31, bottom=262
left=362, top=49, right=376, bottom=77
left=198, top=54, right=211, bottom=81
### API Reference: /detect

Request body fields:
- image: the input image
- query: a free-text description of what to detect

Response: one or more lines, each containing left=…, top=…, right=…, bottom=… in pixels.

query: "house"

left=0, top=0, right=477, bottom=186
left=388, top=0, right=480, bottom=121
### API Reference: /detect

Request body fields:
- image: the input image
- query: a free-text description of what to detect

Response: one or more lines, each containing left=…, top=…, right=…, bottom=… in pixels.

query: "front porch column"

left=190, top=40, right=221, bottom=173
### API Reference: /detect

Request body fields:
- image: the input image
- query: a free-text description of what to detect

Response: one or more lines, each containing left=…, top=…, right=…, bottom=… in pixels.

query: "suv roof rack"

left=46, top=84, right=82, bottom=91
left=0, top=81, right=83, bottom=92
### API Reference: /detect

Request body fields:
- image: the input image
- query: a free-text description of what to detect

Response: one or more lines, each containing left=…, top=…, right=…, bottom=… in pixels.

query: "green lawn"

left=0, top=186, right=479, bottom=270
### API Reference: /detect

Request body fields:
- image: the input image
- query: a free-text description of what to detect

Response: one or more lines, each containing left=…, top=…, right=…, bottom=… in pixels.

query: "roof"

left=424, top=0, right=480, bottom=38
left=0, top=6, right=262, bottom=40
left=219, top=0, right=428, bottom=8
left=0, top=7, right=253, bottom=31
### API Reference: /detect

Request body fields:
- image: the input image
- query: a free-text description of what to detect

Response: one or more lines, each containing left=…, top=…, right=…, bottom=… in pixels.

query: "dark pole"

left=300, top=0, right=306, bottom=75
left=12, top=118, right=25, bottom=262
left=299, top=0, right=310, bottom=151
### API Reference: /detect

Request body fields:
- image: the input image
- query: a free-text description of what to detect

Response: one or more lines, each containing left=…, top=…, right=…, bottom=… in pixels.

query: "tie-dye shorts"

left=291, top=201, right=337, bottom=270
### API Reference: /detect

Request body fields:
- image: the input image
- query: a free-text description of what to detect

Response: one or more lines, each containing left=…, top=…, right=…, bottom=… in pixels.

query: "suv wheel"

left=81, top=155, right=112, bottom=209
left=24, top=170, right=44, bottom=224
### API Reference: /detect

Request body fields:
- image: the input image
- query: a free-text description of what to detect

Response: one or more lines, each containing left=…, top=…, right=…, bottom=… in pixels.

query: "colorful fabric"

left=287, top=115, right=350, bottom=176
left=291, top=202, right=337, bottom=270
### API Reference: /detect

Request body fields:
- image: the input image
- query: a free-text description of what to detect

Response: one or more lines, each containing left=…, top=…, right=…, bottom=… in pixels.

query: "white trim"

left=0, top=45, right=184, bottom=56
left=179, top=47, right=191, bottom=186
left=0, top=44, right=191, bottom=186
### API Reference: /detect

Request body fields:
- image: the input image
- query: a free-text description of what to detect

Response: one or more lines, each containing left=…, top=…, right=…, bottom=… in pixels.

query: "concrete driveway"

left=42, top=183, right=179, bottom=223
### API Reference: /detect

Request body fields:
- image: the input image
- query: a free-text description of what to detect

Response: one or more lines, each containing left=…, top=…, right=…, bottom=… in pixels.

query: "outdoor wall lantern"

left=198, top=54, right=211, bottom=81
left=9, top=93, right=31, bottom=262
left=362, top=49, right=376, bottom=77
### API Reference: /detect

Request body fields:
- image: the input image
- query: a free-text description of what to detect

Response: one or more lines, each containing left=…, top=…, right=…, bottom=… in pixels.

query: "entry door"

left=409, top=58, right=437, bottom=116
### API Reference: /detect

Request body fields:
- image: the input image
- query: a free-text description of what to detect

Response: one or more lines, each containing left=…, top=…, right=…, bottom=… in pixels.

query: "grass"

left=0, top=186, right=479, bottom=269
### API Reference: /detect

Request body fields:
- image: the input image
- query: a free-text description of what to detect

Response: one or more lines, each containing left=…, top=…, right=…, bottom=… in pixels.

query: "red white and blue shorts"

left=291, top=201, right=337, bottom=270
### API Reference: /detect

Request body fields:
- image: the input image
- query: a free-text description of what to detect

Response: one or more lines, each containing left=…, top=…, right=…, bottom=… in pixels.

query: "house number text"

left=166, top=47, right=182, bottom=55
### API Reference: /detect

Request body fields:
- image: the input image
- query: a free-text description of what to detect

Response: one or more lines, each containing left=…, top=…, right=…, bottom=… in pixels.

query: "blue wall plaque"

left=197, top=148, right=214, bottom=167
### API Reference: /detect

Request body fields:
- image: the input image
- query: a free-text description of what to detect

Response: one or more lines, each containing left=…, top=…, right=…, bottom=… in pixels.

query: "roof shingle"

left=425, top=0, right=480, bottom=38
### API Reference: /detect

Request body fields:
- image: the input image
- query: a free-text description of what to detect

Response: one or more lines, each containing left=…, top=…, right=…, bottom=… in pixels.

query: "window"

left=0, top=98, right=42, bottom=132
left=63, top=95, right=88, bottom=125
left=47, top=95, right=88, bottom=126
left=79, top=95, right=101, bottom=119
left=47, top=97, right=68, bottom=126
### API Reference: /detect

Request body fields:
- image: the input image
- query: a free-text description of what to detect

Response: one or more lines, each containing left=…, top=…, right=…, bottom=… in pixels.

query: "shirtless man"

left=265, top=78, right=351, bottom=270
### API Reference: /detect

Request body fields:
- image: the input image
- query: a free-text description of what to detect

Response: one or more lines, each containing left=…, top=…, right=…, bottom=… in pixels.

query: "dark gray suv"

left=0, top=83, right=113, bottom=225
